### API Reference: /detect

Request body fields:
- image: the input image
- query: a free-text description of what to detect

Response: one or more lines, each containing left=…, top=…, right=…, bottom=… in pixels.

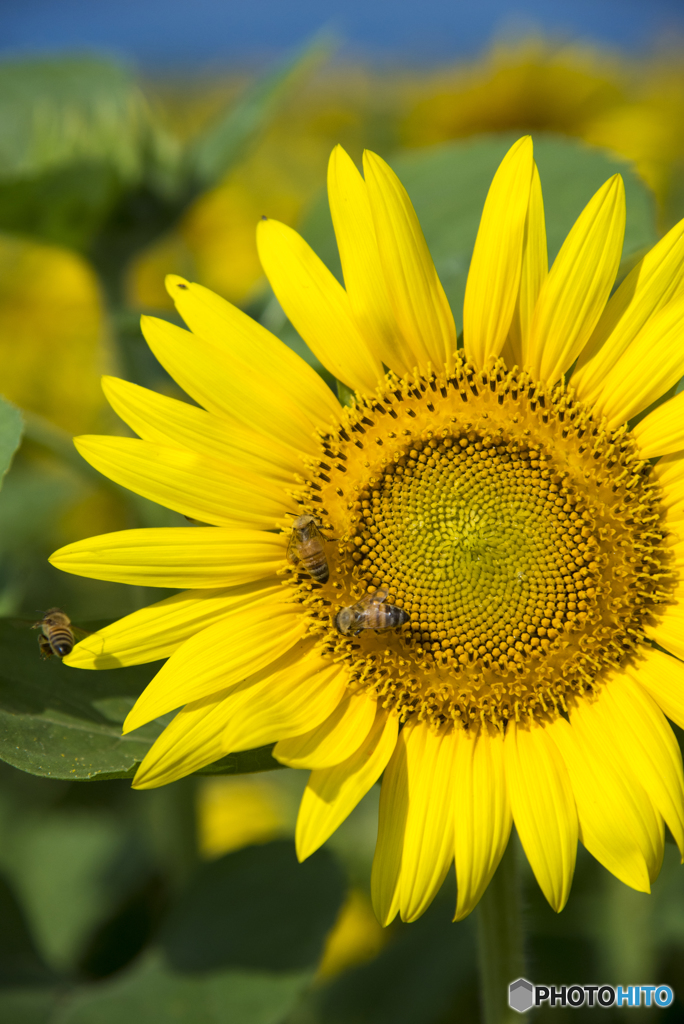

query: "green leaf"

left=661, top=156, right=684, bottom=234
left=54, top=952, right=312, bottom=1024
left=0, top=872, right=55, bottom=985
left=0, top=619, right=283, bottom=782
left=0, top=57, right=151, bottom=182
left=160, top=840, right=346, bottom=973
left=0, top=396, right=22, bottom=491
left=0, top=618, right=163, bottom=781
left=0, top=811, right=128, bottom=973
left=310, top=882, right=476, bottom=1024
left=0, top=163, right=121, bottom=251
left=187, top=38, right=331, bottom=189
left=0, top=988, right=58, bottom=1024
left=0, top=464, right=86, bottom=559
left=299, top=132, right=658, bottom=336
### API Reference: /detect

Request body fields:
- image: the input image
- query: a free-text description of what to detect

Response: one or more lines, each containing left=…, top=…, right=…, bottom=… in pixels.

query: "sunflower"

left=50, top=136, right=684, bottom=925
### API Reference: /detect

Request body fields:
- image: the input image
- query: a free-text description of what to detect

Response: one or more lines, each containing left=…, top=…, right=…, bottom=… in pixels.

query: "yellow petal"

left=527, top=175, right=625, bottom=384
left=654, top=454, right=684, bottom=520
left=123, top=602, right=307, bottom=731
left=132, top=688, right=234, bottom=789
left=593, top=674, right=684, bottom=856
left=49, top=527, right=286, bottom=589
left=568, top=695, right=664, bottom=883
left=463, top=136, right=535, bottom=368
left=398, top=723, right=457, bottom=923
left=453, top=723, right=512, bottom=921
left=627, top=646, right=684, bottom=730
left=572, top=217, right=684, bottom=406
left=654, top=451, right=684, bottom=489
left=589, top=295, right=684, bottom=428
left=632, top=391, right=684, bottom=458
left=165, top=275, right=340, bottom=427
left=140, top=314, right=331, bottom=455
left=646, top=612, right=684, bottom=663
left=64, top=580, right=281, bottom=669
left=363, top=150, right=457, bottom=374
left=220, top=658, right=348, bottom=757
left=370, top=725, right=407, bottom=926
left=296, top=707, right=398, bottom=863
left=133, top=645, right=346, bottom=790
left=504, top=718, right=577, bottom=912
left=256, top=218, right=383, bottom=394
left=548, top=711, right=660, bottom=892
left=273, top=691, right=377, bottom=769
left=504, top=162, right=548, bottom=369
left=327, top=145, right=415, bottom=378
left=74, top=435, right=295, bottom=528
left=102, top=376, right=301, bottom=482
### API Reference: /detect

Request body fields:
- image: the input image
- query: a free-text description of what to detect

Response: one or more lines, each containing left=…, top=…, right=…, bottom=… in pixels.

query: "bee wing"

left=71, top=625, right=91, bottom=641
left=286, top=531, right=300, bottom=565
left=354, top=586, right=388, bottom=610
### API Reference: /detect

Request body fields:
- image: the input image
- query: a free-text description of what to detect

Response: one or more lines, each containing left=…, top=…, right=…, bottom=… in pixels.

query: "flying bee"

left=32, top=608, right=87, bottom=659
left=287, top=514, right=330, bottom=584
left=335, top=587, right=410, bottom=636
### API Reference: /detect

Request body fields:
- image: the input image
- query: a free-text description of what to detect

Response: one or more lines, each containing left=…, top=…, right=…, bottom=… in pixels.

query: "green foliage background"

left=0, top=47, right=682, bottom=1024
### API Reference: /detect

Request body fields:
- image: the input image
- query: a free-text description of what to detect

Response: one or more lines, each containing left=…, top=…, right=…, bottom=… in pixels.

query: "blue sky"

left=2, top=0, right=683, bottom=70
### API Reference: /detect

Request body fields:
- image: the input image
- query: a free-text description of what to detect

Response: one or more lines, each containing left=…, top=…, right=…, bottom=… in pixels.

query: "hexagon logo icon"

left=509, top=978, right=534, bottom=1013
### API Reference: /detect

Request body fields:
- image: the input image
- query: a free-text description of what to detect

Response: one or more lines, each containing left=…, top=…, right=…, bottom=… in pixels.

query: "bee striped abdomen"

left=34, top=608, right=76, bottom=659
left=46, top=627, right=75, bottom=657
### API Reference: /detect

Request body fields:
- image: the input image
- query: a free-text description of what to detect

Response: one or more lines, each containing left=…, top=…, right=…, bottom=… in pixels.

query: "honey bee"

left=287, top=515, right=329, bottom=584
left=32, top=608, right=85, bottom=659
left=335, top=587, right=409, bottom=636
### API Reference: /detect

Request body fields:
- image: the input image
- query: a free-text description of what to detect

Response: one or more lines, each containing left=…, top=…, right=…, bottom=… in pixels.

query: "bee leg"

left=37, top=636, right=52, bottom=659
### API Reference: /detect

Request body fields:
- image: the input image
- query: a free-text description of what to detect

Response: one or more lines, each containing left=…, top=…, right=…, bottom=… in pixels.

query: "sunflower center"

left=287, top=358, right=674, bottom=727
left=354, top=428, right=592, bottom=666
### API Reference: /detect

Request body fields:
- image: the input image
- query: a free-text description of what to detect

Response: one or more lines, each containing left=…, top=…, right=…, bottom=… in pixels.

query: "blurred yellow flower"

left=318, top=889, right=387, bottom=979
left=198, top=776, right=287, bottom=858
left=402, top=40, right=684, bottom=227
left=0, top=234, right=111, bottom=434
left=583, top=72, right=684, bottom=226
left=128, top=70, right=404, bottom=309
left=402, top=41, right=625, bottom=146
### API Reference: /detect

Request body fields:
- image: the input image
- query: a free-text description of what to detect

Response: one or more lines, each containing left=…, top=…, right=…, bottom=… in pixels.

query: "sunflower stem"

left=476, top=838, right=527, bottom=1024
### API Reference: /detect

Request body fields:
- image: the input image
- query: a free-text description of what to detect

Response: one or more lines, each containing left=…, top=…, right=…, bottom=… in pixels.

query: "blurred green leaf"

left=0, top=811, right=128, bottom=973
left=188, top=38, right=331, bottom=190
left=0, top=872, right=55, bottom=986
left=661, top=156, right=684, bottom=234
left=0, top=988, right=57, bottom=1023
left=0, top=57, right=152, bottom=182
left=0, top=397, right=22, bottom=491
left=300, top=132, right=657, bottom=335
left=0, top=164, right=121, bottom=251
left=160, top=840, right=346, bottom=973
left=55, top=952, right=312, bottom=1024
left=0, top=464, right=86, bottom=558
left=0, top=619, right=283, bottom=781
left=305, top=880, right=476, bottom=1024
